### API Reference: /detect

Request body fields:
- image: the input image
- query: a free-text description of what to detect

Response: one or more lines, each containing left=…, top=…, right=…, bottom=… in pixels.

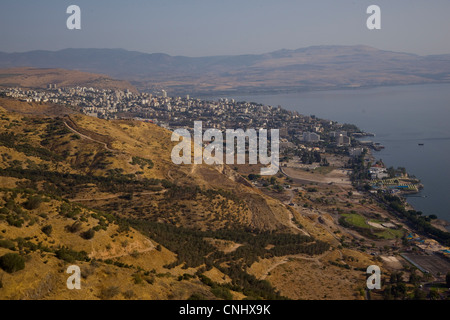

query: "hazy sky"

left=1, top=0, right=450, bottom=56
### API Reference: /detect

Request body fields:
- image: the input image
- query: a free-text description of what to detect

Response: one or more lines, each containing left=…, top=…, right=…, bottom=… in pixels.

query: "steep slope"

left=0, top=98, right=298, bottom=232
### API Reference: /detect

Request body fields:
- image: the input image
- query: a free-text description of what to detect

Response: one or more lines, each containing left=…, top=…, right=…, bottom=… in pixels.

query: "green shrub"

left=80, top=229, right=95, bottom=240
left=0, top=239, right=15, bottom=250
left=23, top=196, right=42, bottom=210
left=188, top=293, right=207, bottom=300
left=41, top=225, right=53, bottom=236
left=211, top=286, right=233, bottom=300
left=100, top=286, right=120, bottom=300
left=55, top=246, right=88, bottom=263
left=65, top=221, right=83, bottom=233
left=6, top=215, right=24, bottom=227
left=132, top=273, right=143, bottom=284
left=123, top=290, right=134, bottom=299
left=0, top=253, right=25, bottom=273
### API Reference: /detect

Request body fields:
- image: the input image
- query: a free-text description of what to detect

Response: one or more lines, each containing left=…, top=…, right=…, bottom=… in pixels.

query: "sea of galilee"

left=220, top=83, right=450, bottom=226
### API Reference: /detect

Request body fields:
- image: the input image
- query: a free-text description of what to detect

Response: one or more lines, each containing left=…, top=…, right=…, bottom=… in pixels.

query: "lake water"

left=215, top=84, right=450, bottom=222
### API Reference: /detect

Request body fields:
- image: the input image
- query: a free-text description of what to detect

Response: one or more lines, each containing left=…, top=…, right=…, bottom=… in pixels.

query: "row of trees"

left=0, top=166, right=162, bottom=196
left=382, top=194, right=450, bottom=246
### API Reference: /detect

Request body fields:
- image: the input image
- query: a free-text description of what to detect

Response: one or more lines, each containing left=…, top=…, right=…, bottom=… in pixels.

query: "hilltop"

left=1, top=46, right=450, bottom=94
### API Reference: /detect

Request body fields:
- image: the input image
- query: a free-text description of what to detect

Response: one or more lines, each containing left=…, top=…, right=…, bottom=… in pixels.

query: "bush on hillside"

left=0, top=253, right=25, bottom=273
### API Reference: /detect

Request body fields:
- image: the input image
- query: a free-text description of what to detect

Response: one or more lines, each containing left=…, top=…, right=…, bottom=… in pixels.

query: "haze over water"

left=221, top=83, right=450, bottom=222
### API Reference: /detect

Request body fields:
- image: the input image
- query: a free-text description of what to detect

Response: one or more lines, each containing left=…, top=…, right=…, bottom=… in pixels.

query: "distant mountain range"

left=1, top=45, right=450, bottom=95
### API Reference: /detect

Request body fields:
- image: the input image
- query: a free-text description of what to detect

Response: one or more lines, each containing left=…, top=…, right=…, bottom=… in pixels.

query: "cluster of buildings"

left=0, top=86, right=363, bottom=140
left=1, top=86, right=137, bottom=116
left=406, top=233, right=450, bottom=257
left=349, top=147, right=365, bottom=157
left=369, top=165, right=389, bottom=180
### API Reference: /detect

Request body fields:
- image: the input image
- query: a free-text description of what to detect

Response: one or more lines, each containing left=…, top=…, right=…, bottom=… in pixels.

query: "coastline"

left=365, top=144, right=450, bottom=234
left=224, top=83, right=450, bottom=225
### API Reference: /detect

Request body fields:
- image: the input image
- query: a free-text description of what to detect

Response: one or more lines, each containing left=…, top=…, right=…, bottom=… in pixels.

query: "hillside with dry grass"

left=0, top=97, right=377, bottom=300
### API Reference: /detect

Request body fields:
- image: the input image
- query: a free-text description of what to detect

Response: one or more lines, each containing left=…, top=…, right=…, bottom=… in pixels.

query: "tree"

left=428, top=289, right=440, bottom=300
left=41, top=225, right=53, bottom=236
left=100, top=286, right=120, bottom=300
left=65, top=221, right=83, bottom=233
left=446, top=272, right=450, bottom=288
left=23, top=196, right=42, bottom=210
left=211, top=286, right=233, bottom=300
left=248, top=174, right=260, bottom=181
left=0, top=253, right=25, bottom=273
left=409, top=272, right=420, bottom=286
left=412, top=287, right=426, bottom=300
left=81, top=228, right=95, bottom=240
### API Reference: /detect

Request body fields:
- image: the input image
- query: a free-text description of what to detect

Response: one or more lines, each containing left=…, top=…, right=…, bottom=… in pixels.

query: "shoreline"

left=365, top=143, right=450, bottom=231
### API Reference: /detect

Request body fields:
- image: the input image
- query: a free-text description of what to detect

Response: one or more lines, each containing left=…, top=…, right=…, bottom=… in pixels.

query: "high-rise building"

left=302, top=132, right=320, bottom=142
left=336, top=135, right=351, bottom=146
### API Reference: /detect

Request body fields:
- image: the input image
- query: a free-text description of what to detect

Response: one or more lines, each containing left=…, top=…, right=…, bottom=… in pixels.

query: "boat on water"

left=418, top=143, right=424, bottom=146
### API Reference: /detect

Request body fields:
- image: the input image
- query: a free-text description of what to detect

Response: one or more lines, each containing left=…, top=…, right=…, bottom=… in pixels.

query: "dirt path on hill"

left=282, top=188, right=311, bottom=236
left=89, top=239, right=155, bottom=260
left=63, top=120, right=116, bottom=152
left=69, top=190, right=166, bottom=202
left=259, top=250, right=334, bottom=280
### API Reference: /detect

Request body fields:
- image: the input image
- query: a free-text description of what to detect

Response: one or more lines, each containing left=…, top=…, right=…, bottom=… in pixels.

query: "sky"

left=1, top=0, right=450, bottom=57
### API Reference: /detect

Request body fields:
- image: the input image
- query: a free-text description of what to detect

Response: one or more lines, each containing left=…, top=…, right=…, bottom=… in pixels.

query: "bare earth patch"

left=282, top=167, right=352, bottom=185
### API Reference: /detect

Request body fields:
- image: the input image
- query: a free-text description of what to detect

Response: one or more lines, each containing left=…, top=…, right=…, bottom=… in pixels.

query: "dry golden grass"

left=0, top=191, right=216, bottom=300
left=265, top=257, right=366, bottom=300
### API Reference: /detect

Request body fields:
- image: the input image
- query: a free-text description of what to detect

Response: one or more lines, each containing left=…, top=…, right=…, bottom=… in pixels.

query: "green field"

left=342, top=213, right=404, bottom=239
left=369, top=219, right=385, bottom=224
left=341, top=213, right=371, bottom=229
left=374, top=228, right=405, bottom=240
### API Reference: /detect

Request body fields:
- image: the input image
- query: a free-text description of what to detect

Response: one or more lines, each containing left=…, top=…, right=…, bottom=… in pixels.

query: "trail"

left=167, top=169, right=175, bottom=182
left=260, top=257, right=289, bottom=280
left=63, top=120, right=115, bottom=152
left=259, top=250, right=333, bottom=280
left=283, top=188, right=310, bottom=236
left=89, top=239, right=155, bottom=260
left=69, top=190, right=166, bottom=202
